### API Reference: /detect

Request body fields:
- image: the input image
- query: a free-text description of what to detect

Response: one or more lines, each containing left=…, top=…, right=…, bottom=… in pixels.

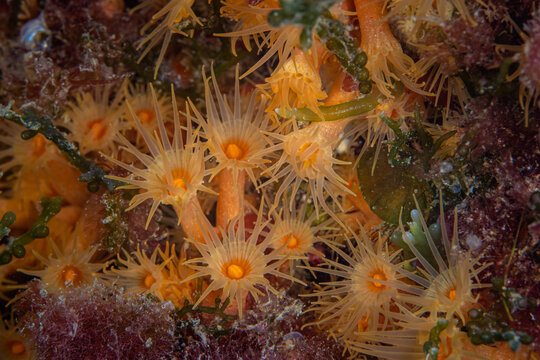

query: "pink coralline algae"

left=522, top=12, right=540, bottom=92
left=456, top=97, right=540, bottom=343
left=14, top=280, right=177, bottom=360
left=178, top=293, right=345, bottom=360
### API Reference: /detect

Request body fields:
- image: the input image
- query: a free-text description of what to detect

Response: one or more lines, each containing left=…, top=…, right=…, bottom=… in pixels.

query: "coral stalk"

left=216, top=168, right=246, bottom=229
left=179, top=197, right=207, bottom=243
left=353, top=0, right=423, bottom=97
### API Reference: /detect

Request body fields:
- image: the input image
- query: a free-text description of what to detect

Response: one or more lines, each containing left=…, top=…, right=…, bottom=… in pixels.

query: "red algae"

left=179, top=293, right=345, bottom=360
left=14, top=281, right=176, bottom=360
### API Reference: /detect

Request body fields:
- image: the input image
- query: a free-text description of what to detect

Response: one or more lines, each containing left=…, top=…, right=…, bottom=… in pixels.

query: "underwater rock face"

left=0, top=0, right=539, bottom=359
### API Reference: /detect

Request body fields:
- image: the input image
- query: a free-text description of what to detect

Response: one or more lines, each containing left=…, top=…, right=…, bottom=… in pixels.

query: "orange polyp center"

left=173, top=177, right=186, bottom=189
left=143, top=273, right=156, bottom=289
left=223, top=140, right=248, bottom=160
left=227, top=264, right=244, bottom=279
left=225, top=143, right=243, bottom=159
left=8, top=340, right=26, bottom=356
left=59, top=265, right=83, bottom=287
left=173, top=8, right=190, bottom=23
left=31, top=135, right=47, bottom=158
left=357, top=316, right=369, bottom=332
left=86, top=118, right=108, bottom=141
left=447, top=287, right=456, bottom=301
left=367, top=269, right=388, bottom=292
left=135, top=108, right=155, bottom=124
left=297, top=142, right=318, bottom=169
left=282, top=234, right=299, bottom=249
left=223, top=259, right=250, bottom=280
left=165, top=168, right=190, bottom=194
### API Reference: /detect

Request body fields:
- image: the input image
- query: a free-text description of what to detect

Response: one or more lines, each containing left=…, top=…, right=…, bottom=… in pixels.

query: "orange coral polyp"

left=30, top=135, right=47, bottom=158
left=357, top=316, right=369, bottom=332
left=367, top=269, right=388, bottom=292
left=143, top=273, right=157, bottom=289
left=297, top=142, right=319, bottom=170
left=135, top=108, right=155, bottom=124
left=165, top=168, right=190, bottom=191
left=263, top=50, right=327, bottom=120
left=59, top=265, right=83, bottom=287
left=86, top=118, right=108, bottom=141
left=447, top=287, right=457, bottom=301
left=222, top=259, right=251, bottom=280
left=7, top=340, right=26, bottom=356
left=354, top=0, right=424, bottom=97
left=223, top=140, right=247, bottom=160
left=282, top=234, right=299, bottom=249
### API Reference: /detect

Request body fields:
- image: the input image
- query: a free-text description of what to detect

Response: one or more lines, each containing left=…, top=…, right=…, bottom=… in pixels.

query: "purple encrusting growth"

left=14, top=281, right=177, bottom=360
left=455, top=97, right=540, bottom=343
left=178, top=293, right=345, bottom=360
left=0, top=0, right=147, bottom=113
left=522, top=11, right=540, bottom=92
left=444, top=9, right=500, bottom=70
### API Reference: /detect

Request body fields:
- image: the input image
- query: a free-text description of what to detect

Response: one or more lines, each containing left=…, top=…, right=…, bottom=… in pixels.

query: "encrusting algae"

left=0, top=0, right=538, bottom=359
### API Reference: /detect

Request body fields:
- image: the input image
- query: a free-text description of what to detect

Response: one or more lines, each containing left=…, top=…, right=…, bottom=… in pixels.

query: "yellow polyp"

left=173, top=177, right=186, bottom=189
left=225, top=143, right=244, bottom=159
left=262, top=49, right=327, bottom=120
left=357, top=316, right=369, bottom=332
left=298, top=142, right=311, bottom=154
left=86, top=118, right=108, bottom=141
left=59, top=265, right=82, bottom=287
left=302, top=156, right=317, bottom=170
left=173, top=6, right=192, bottom=24
left=283, top=234, right=299, bottom=249
left=135, top=108, right=155, bottom=124
left=372, top=274, right=384, bottom=286
left=9, top=341, right=26, bottom=356
left=297, top=142, right=318, bottom=170
left=447, top=288, right=456, bottom=301
left=143, top=273, right=156, bottom=289
left=226, top=264, right=245, bottom=279
left=165, top=168, right=190, bottom=194
left=367, top=269, right=388, bottom=292
left=31, top=135, right=47, bottom=158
